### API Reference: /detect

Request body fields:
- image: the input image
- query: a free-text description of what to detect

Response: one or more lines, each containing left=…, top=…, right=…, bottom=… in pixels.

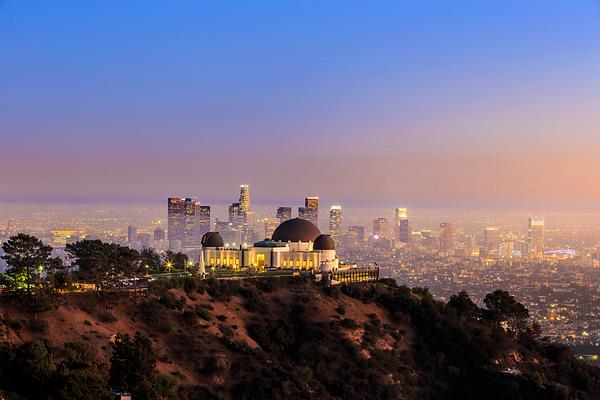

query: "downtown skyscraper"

left=439, top=222, right=454, bottom=254
left=329, top=205, right=342, bottom=238
left=299, top=196, right=319, bottom=227
left=373, top=217, right=389, bottom=239
left=276, top=207, right=292, bottom=223
left=394, top=208, right=410, bottom=244
left=528, top=216, right=545, bottom=256
left=239, top=184, right=250, bottom=213
left=168, top=197, right=205, bottom=250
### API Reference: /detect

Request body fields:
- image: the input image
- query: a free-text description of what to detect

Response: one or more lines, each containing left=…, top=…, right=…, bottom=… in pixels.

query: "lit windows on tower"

left=329, top=205, right=342, bottom=238
left=528, top=216, right=545, bottom=256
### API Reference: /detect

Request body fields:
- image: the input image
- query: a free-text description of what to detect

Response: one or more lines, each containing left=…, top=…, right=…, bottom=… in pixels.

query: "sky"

left=1, top=1, right=600, bottom=209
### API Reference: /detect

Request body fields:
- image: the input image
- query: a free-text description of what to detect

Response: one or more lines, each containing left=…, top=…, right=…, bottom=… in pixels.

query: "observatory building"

left=199, top=218, right=339, bottom=273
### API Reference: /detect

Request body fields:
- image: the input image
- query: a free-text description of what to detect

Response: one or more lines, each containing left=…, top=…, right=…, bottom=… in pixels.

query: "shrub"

left=159, top=292, right=186, bottom=310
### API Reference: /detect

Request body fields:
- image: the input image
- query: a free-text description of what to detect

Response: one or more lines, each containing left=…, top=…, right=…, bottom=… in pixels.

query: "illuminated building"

left=228, top=203, right=242, bottom=226
left=168, top=197, right=204, bottom=250
left=439, top=223, right=454, bottom=254
left=373, top=218, right=388, bottom=239
left=299, top=196, right=319, bottom=227
left=347, top=226, right=365, bottom=242
left=197, top=206, right=211, bottom=239
left=183, top=197, right=201, bottom=249
left=127, top=225, right=138, bottom=244
left=167, top=198, right=185, bottom=250
left=529, top=216, right=545, bottom=256
left=276, top=207, right=292, bottom=222
left=483, top=227, right=500, bottom=251
left=215, top=219, right=241, bottom=245
left=199, top=218, right=338, bottom=272
left=329, top=205, right=342, bottom=238
left=394, top=208, right=410, bottom=243
left=153, top=227, right=165, bottom=241
left=263, top=218, right=280, bottom=239
left=239, top=184, right=251, bottom=213
left=50, top=230, right=78, bottom=246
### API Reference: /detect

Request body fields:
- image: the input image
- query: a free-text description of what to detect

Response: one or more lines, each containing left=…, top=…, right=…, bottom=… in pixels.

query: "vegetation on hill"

left=0, top=273, right=598, bottom=399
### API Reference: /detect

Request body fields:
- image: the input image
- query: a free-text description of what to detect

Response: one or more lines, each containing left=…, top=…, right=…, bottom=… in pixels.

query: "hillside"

left=0, top=277, right=599, bottom=399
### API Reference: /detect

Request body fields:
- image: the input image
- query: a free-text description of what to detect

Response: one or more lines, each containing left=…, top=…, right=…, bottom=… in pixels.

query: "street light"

left=165, top=260, right=173, bottom=273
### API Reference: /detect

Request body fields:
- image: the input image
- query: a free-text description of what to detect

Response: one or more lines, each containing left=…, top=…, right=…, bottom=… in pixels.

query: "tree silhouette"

left=1, top=234, right=62, bottom=294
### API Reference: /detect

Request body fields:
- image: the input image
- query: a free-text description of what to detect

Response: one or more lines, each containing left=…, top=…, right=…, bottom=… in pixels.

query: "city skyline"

left=2, top=1, right=600, bottom=208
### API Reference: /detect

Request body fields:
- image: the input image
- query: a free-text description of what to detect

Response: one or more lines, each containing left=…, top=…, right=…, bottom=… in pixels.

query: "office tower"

left=394, top=208, right=410, bottom=243
left=228, top=203, right=242, bottom=226
left=239, top=184, right=251, bottom=213
left=183, top=197, right=201, bottom=248
left=528, top=216, right=545, bottom=256
left=168, top=197, right=203, bottom=250
left=197, top=206, right=211, bottom=238
left=299, top=196, right=319, bottom=226
left=439, top=223, right=454, bottom=254
left=153, top=227, right=165, bottom=241
left=329, top=205, right=342, bottom=237
left=373, top=218, right=388, bottom=238
left=276, top=207, right=292, bottom=222
left=483, top=227, right=500, bottom=251
left=127, top=225, right=138, bottom=244
left=347, top=226, right=365, bottom=242
left=263, top=218, right=280, bottom=239
left=215, top=219, right=241, bottom=245
left=168, top=197, right=186, bottom=249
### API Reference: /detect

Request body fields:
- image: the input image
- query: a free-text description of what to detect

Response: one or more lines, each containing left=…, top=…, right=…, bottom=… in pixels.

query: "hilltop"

left=0, top=277, right=599, bottom=399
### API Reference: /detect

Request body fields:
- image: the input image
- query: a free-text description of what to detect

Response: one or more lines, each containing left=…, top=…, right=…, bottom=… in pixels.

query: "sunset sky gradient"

left=1, top=1, right=600, bottom=208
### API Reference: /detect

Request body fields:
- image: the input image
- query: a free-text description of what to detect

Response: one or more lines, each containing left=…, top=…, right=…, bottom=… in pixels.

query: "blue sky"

left=1, top=1, right=600, bottom=208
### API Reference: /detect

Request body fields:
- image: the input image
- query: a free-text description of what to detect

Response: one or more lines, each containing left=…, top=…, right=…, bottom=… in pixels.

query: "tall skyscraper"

left=276, top=207, right=292, bottom=222
left=228, top=203, right=242, bottom=226
left=263, top=218, right=280, bottom=239
left=299, top=196, right=319, bottom=226
left=183, top=197, right=201, bottom=248
left=439, top=223, right=454, bottom=254
left=168, top=197, right=204, bottom=250
left=329, top=205, right=342, bottom=237
left=168, top=197, right=185, bottom=249
left=127, top=225, right=138, bottom=244
left=528, top=216, right=545, bottom=256
left=394, top=208, right=410, bottom=243
left=483, top=227, right=500, bottom=251
left=373, top=218, right=388, bottom=238
left=197, top=206, right=211, bottom=239
left=239, top=184, right=251, bottom=213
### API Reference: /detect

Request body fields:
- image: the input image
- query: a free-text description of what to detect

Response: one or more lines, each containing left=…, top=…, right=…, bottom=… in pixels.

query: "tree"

left=109, top=332, right=177, bottom=399
left=483, top=290, right=529, bottom=334
left=67, top=240, right=141, bottom=291
left=1, top=234, right=62, bottom=294
left=448, top=290, right=479, bottom=318
left=140, top=247, right=162, bottom=274
left=163, top=250, right=189, bottom=272
left=67, top=240, right=112, bottom=291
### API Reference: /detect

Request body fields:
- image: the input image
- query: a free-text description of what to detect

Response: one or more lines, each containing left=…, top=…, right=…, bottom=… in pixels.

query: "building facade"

left=329, top=205, right=342, bottom=238
left=199, top=218, right=338, bottom=273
